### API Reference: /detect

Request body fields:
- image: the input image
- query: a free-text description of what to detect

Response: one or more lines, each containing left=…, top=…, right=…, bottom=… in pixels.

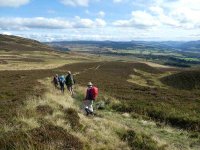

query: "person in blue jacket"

left=58, top=75, right=65, bottom=93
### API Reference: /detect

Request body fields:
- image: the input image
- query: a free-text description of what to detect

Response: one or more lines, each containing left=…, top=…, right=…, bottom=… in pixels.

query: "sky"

left=0, top=0, right=200, bottom=41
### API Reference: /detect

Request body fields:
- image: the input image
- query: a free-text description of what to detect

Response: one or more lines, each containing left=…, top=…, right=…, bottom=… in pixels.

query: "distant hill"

left=47, top=40, right=200, bottom=52
left=180, top=41, right=200, bottom=51
left=47, top=41, right=173, bottom=51
left=161, top=70, right=200, bottom=90
left=0, top=34, right=55, bottom=52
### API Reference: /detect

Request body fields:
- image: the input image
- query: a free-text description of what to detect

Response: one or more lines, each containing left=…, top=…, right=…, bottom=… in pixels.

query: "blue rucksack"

left=59, top=75, right=65, bottom=84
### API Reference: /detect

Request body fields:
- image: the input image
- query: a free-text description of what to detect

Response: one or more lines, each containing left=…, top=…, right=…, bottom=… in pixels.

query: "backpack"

left=53, top=77, right=58, bottom=84
left=90, top=86, right=98, bottom=100
left=65, top=74, right=74, bottom=85
left=59, top=76, right=65, bottom=84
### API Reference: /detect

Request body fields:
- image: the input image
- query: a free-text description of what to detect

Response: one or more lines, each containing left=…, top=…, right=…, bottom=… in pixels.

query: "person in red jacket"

left=84, top=82, right=96, bottom=115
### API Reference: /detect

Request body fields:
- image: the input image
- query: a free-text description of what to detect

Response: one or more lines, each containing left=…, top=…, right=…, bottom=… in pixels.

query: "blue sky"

left=0, top=0, right=200, bottom=41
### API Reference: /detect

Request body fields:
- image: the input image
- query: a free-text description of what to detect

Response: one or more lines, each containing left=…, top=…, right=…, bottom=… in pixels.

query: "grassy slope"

left=59, top=62, right=200, bottom=132
left=1, top=78, right=199, bottom=149
left=0, top=50, right=90, bottom=70
left=0, top=34, right=55, bottom=52
left=161, top=70, right=200, bottom=90
left=0, top=34, right=93, bottom=70
left=0, top=35, right=200, bottom=149
left=0, top=61, right=200, bottom=149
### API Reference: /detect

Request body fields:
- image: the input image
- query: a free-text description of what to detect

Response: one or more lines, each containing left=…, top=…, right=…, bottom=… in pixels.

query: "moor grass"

left=1, top=60, right=200, bottom=149
left=0, top=69, right=55, bottom=124
left=0, top=124, right=84, bottom=150
left=161, top=70, right=200, bottom=90
left=0, top=69, right=86, bottom=149
left=59, top=61, right=200, bottom=131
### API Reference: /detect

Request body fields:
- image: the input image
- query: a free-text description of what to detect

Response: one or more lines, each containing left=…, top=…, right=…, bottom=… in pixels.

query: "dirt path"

left=73, top=62, right=103, bottom=76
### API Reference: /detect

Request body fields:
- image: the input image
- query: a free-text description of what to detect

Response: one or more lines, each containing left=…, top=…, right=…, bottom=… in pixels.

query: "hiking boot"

left=90, top=111, right=94, bottom=116
left=85, top=108, right=90, bottom=116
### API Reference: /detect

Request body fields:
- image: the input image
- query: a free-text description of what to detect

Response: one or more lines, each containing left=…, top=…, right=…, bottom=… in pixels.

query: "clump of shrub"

left=36, top=105, right=53, bottom=116
left=189, top=132, right=199, bottom=139
left=131, top=112, right=150, bottom=120
left=0, top=124, right=84, bottom=150
left=63, top=108, right=82, bottom=130
left=120, top=130, right=164, bottom=150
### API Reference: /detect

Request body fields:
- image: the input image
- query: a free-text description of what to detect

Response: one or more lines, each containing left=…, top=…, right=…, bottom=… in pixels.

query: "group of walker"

left=53, top=71, right=98, bottom=116
left=53, top=71, right=75, bottom=95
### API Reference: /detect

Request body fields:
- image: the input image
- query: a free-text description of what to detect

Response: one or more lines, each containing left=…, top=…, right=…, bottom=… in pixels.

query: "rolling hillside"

left=0, top=35, right=90, bottom=70
left=47, top=40, right=200, bottom=52
left=161, top=70, right=200, bottom=90
left=0, top=34, right=55, bottom=52
left=0, top=35, right=200, bottom=150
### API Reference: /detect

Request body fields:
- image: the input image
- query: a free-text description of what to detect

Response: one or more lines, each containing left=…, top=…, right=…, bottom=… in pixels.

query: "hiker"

left=65, top=71, right=75, bottom=95
left=53, top=74, right=59, bottom=88
left=58, top=75, right=65, bottom=93
left=84, top=82, right=98, bottom=116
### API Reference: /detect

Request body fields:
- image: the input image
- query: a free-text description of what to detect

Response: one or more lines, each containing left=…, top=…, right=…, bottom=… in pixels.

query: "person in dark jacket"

left=65, top=71, right=75, bottom=95
left=53, top=74, right=59, bottom=88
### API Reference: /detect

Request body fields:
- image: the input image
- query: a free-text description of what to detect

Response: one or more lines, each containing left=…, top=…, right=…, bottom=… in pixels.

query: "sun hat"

left=87, top=82, right=93, bottom=86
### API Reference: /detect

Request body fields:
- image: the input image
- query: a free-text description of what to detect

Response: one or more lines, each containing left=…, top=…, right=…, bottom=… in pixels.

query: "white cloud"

left=95, top=18, right=106, bottom=26
left=131, top=11, right=160, bottom=27
left=150, top=0, right=200, bottom=29
left=0, top=0, right=30, bottom=7
left=74, top=16, right=94, bottom=28
left=1, top=0, right=200, bottom=41
left=149, top=6, right=164, bottom=15
left=113, top=20, right=131, bottom=27
left=4, top=25, right=200, bottom=42
left=98, top=11, right=105, bottom=18
left=169, top=7, right=200, bottom=29
left=159, top=0, right=200, bottom=10
left=74, top=16, right=106, bottom=28
left=113, top=0, right=123, bottom=3
left=113, top=0, right=200, bottom=30
left=149, top=6, right=180, bottom=27
left=1, top=31, right=12, bottom=35
left=60, top=0, right=89, bottom=7
left=0, top=17, right=72, bottom=30
left=113, top=11, right=160, bottom=29
left=0, top=17, right=106, bottom=30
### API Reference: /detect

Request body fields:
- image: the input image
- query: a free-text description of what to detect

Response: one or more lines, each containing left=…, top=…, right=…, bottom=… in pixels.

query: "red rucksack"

left=91, top=86, right=98, bottom=100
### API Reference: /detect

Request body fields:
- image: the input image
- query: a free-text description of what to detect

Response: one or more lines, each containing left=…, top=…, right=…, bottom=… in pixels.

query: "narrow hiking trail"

left=73, top=62, right=105, bottom=76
